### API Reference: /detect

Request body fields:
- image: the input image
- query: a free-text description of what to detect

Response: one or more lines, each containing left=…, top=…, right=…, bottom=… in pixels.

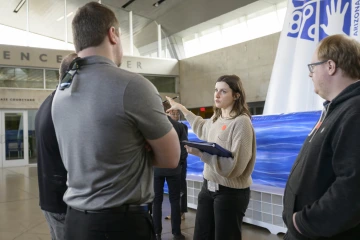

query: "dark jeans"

left=65, top=206, right=155, bottom=240
left=193, top=179, right=250, bottom=240
left=153, top=174, right=181, bottom=235
left=180, top=162, right=188, bottom=213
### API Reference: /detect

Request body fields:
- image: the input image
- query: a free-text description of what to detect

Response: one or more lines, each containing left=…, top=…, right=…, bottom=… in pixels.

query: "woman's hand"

left=165, top=96, right=184, bottom=112
left=185, top=145, right=203, bottom=158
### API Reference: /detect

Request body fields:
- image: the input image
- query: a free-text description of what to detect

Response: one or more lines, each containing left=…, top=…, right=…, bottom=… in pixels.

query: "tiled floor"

left=0, top=166, right=284, bottom=240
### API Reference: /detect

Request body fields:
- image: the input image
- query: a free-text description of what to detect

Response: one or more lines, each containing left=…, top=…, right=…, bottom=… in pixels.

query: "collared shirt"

left=52, top=55, right=172, bottom=210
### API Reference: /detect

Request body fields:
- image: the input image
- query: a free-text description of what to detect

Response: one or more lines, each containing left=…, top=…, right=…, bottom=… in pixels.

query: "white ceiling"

left=0, top=0, right=285, bottom=47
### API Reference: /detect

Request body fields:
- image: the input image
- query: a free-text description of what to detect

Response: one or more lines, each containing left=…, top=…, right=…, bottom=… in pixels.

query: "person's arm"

left=165, top=96, right=210, bottom=141
left=166, top=96, right=191, bottom=116
left=124, top=76, right=180, bottom=169
left=292, top=113, right=360, bottom=239
left=179, top=123, right=188, bottom=161
left=182, top=123, right=188, bottom=138
left=147, top=128, right=180, bottom=168
left=185, top=116, right=255, bottom=178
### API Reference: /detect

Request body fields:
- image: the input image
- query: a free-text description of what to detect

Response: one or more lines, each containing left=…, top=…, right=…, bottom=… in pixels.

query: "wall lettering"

left=0, top=98, right=35, bottom=102
left=3, top=51, right=10, bottom=60
left=0, top=47, right=178, bottom=75
left=21, top=52, right=30, bottom=61
left=57, top=55, right=62, bottom=63
left=1, top=51, right=63, bottom=64
left=126, top=61, right=143, bottom=69
left=39, top=54, right=47, bottom=62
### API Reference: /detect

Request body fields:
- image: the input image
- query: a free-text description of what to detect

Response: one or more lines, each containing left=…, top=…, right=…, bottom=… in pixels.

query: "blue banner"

left=184, top=111, right=321, bottom=188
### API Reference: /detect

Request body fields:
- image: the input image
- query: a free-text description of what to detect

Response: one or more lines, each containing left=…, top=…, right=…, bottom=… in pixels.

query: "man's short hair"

left=59, top=53, right=78, bottom=80
left=72, top=2, right=120, bottom=53
left=318, top=34, right=360, bottom=79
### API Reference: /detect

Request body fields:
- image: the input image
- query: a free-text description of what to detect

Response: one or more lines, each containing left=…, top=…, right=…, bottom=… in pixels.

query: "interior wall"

left=179, top=32, right=280, bottom=109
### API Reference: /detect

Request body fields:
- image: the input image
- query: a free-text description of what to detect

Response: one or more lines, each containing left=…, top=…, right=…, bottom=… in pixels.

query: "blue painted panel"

left=182, top=111, right=321, bottom=188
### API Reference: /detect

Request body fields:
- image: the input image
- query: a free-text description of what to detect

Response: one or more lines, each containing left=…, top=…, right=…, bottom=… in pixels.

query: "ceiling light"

left=153, top=0, right=165, bottom=7
left=14, top=0, right=26, bottom=13
left=56, top=16, right=64, bottom=21
left=56, top=12, right=74, bottom=22
left=122, top=0, right=135, bottom=8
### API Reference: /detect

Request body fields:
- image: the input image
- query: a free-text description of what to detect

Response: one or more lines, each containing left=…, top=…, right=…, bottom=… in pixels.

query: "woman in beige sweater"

left=166, top=75, right=256, bottom=240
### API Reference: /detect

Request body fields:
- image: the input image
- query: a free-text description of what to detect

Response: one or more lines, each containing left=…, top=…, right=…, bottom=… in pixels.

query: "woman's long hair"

left=213, top=75, right=251, bottom=123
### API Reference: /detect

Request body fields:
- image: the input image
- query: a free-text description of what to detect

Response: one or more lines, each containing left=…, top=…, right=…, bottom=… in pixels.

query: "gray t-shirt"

left=52, top=56, right=172, bottom=210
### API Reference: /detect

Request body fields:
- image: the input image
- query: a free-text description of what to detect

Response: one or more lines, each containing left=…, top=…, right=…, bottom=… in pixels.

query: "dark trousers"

left=65, top=206, right=155, bottom=240
left=153, top=174, right=181, bottom=235
left=193, top=179, right=250, bottom=240
left=180, top=162, right=188, bottom=213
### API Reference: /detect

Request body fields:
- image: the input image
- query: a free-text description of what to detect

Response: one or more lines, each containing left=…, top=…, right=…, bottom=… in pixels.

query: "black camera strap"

left=59, top=57, right=83, bottom=90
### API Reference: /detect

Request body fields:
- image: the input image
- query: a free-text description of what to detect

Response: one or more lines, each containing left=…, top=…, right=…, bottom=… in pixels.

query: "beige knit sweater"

left=185, top=111, right=256, bottom=189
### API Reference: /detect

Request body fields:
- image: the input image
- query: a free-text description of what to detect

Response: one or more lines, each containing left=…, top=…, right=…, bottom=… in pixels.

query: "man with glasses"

left=52, top=2, right=180, bottom=240
left=165, top=107, right=189, bottom=221
left=153, top=102, right=188, bottom=240
left=283, top=34, right=360, bottom=239
left=169, top=110, right=180, bottom=121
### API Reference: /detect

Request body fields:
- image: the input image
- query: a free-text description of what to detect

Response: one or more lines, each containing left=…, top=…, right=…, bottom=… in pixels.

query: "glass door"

left=0, top=111, right=28, bottom=167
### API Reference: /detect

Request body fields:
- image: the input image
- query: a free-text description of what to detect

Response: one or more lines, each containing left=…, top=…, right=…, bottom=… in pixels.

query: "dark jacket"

left=154, top=116, right=188, bottom=176
left=36, top=91, right=67, bottom=213
left=180, top=122, right=188, bottom=165
left=283, top=81, right=360, bottom=239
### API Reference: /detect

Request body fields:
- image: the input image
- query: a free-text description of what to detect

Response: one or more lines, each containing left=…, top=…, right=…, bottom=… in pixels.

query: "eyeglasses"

left=307, top=60, right=328, bottom=73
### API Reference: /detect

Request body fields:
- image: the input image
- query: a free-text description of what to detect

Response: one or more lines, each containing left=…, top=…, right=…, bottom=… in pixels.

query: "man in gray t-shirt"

left=52, top=3, right=180, bottom=240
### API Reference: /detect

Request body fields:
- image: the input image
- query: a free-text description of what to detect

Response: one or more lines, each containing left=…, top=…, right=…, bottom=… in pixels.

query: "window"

left=248, top=101, right=265, bottom=115
left=183, top=35, right=201, bottom=58
left=222, top=20, right=249, bottom=47
left=144, top=75, right=176, bottom=93
left=199, top=28, right=222, bottom=53
left=182, top=1, right=287, bottom=58
left=247, top=11, right=280, bottom=39
left=28, top=110, right=38, bottom=164
left=46, top=69, right=59, bottom=89
left=0, top=67, right=43, bottom=89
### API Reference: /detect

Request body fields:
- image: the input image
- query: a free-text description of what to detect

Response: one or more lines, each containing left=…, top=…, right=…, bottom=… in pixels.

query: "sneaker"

left=155, top=234, right=162, bottom=240
left=173, top=233, right=185, bottom=240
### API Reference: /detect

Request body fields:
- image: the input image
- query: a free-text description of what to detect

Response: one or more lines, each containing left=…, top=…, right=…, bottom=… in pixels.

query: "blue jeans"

left=42, top=210, right=66, bottom=240
left=153, top=174, right=181, bottom=235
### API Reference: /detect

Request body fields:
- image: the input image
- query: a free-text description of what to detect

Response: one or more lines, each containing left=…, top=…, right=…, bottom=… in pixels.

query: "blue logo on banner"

left=288, top=0, right=352, bottom=41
